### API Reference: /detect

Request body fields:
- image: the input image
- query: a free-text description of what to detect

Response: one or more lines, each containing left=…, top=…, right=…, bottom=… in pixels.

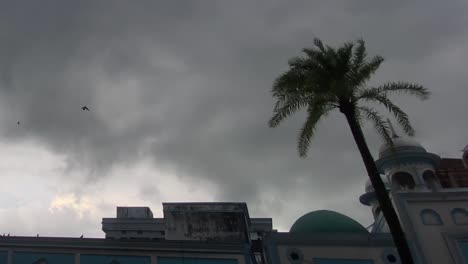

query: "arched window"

left=423, top=170, right=439, bottom=191
left=452, top=208, right=468, bottom=225
left=420, top=209, right=443, bottom=225
left=392, top=172, right=415, bottom=190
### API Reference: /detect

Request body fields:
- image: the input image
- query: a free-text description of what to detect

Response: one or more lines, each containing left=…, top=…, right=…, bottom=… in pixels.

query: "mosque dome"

left=290, top=210, right=369, bottom=234
left=378, top=136, right=426, bottom=159
left=375, top=132, right=440, bottom=174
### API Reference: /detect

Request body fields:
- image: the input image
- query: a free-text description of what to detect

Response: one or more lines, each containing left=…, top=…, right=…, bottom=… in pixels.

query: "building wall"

left=264, top=234, right=397, bottom=264
left=155, top=252, right=246, bottom=264
left=0, top=238, right=249, bottom=264
left=275, top=245, right=394, bottom=264
left=393, top=191, right=468, bottom=264
left=0, top=252, right=7, bottom=264
left=80, top=254, right=151, bottom=264
left=0, top=250, right=246, bottom=264
left=312, top=259, right=375, bottom=264
left=12, top=252, right=75, bottom=264
left=163, top=203, right=250, bottom=241
left=164, top=211, right=248, bottom=241
left=157, top=256, right=239, bottom=264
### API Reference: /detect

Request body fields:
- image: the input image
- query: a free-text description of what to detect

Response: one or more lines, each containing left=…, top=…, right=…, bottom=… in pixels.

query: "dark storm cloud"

left=1, top=0, right=467, bottom=226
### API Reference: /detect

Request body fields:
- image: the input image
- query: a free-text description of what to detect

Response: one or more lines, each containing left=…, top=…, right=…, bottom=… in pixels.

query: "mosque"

left=1, top=134, right=468, bottom=264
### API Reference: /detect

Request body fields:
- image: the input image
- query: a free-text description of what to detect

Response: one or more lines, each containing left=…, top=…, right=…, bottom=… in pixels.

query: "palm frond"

left=355, top=87, right=382, bottom=102
left=269, top=95, right=309, bottom=128
left=337, top=43, right=354, bottom=62
left=298, top=104, right=334, bottom=157
left=272, top=66, right=308, bottom=96
left=305, top=39, right=337, bottom=72
left=352, top=39, right=367, bottom=71
left=302, top=47, right=334, bottom=78
left=313, top=38, right=326, bottom=53
left=375, top=82, right=430, bottom=100
left=357, top=106, right=392, bottom=144
left=359, top=93, right=415, bottom=136
left=354, top=106, right=366, bottom=128
left=337, top=42, right=354, bottom=74
left=269, top=38, right=430, bottom=160
left=352, top=55, right=384, bottom=87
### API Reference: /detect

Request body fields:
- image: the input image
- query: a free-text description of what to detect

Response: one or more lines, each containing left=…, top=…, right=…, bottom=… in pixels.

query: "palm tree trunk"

left=343, top=109, right=414, bottom=264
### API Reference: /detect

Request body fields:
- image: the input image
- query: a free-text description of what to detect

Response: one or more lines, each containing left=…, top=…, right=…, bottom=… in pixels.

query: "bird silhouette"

left=80, top=235, right=83, bottom=238
left=81, top=106, right=90, bottom=111
left=36, top=234, right=39, bottom=237
left=17, top=121, right=20, bottom=125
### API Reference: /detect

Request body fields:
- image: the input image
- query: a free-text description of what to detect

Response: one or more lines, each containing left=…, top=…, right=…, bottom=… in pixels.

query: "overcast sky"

left=0, top=0, right=467, bottom=238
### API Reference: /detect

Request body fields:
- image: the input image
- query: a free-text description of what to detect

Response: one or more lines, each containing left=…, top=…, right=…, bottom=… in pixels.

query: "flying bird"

left=81, top=106, right=90, bottom=111
left=17, top=121, right=20, bottom=125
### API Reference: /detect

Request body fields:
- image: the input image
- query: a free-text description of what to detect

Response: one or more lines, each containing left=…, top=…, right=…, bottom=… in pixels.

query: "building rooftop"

left=439, top=158, right=466, bottom=170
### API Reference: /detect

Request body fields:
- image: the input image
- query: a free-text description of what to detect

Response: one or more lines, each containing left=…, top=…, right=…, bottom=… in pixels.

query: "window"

left=80, top=255, right=151, bottom=264
left=452, top=208, right=468, bottom=225
left=454, top=174, right=468, bottom=188
left=392, top=172, right=415, bottom=190
left=458, top=240, right=468, bottom=262
left=420, top=209, right=443, bottom=225
left=314, top=259, right=374, bottom=264
left=157, top=257, right=238, bottom=264
left=32, top=258, right=48, bottom=264
left=13, top=252, right=74, bottom=264
left=0, top=252, right=7, bottom=264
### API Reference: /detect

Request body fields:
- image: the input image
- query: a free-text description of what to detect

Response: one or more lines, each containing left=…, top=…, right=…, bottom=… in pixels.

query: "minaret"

left=376, top=123, right=441, bottom=192
left=360, top=123, right=441, bottom=232
left=359, top=177, right=390, bottom=232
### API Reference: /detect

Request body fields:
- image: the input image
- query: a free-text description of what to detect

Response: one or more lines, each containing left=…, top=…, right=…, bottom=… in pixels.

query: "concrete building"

left=357, top=135, right=468, bottom=264
left=0, top=203, right=273, bottom=264
left=1, top=136, right=468, bottom=263
left=264, top=135, right=468, bottom=264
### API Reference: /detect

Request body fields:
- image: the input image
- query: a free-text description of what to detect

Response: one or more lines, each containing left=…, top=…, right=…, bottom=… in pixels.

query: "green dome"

left=290, top=210, right=368, bottom=234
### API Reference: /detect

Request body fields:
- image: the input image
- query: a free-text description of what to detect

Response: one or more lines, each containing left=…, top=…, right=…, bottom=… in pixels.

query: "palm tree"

left=268, top=38, right=429, bottom=264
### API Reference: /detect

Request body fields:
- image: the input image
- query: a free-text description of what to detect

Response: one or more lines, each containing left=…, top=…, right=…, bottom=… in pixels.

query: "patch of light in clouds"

left=0, top=141, right=218, bottom=237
